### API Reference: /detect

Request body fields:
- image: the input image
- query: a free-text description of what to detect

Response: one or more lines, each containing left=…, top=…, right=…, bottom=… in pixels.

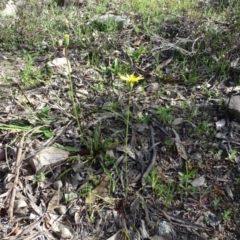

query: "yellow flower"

left=119, top=74, right=144, bottom=85
left=63, top=34, right=70, bottom=47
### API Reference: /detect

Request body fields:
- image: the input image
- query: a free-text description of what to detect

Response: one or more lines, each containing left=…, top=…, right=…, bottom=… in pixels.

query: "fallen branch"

left=9, top=134, right=25, bottom=220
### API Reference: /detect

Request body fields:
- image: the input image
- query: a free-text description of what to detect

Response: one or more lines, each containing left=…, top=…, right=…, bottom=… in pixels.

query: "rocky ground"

left=0, top=0, right=240, bottom=239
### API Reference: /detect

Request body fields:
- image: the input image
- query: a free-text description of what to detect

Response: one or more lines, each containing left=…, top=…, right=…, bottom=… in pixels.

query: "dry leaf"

left=191, top=176, right=205, bottom=187
left=29, top=146, right=69, bottom=172
left=172, top=118, right=183, bottom=126
left=156, top=58, right=173, bottom=71
left=47, top=190, right=63, bottom=213
left=213, top=185, right=225, bottom=195
left=149, top=235, right=172, bottom=240
left=172, top=128, right=188, bottom=160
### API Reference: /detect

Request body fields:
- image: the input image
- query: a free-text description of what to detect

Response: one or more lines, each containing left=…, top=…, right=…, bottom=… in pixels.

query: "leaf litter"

left=0, top=1, right=240, bottom=240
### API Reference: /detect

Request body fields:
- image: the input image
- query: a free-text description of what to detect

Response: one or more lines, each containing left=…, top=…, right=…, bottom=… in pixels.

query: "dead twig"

left=9, top=134, right=25, bottom=220
left=141, top=126, right=157, bottom=186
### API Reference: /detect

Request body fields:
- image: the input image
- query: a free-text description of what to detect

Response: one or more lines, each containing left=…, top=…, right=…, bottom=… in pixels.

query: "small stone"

left=146, top=82, right=160, bottom=92
left=94, top=14, right=129, bottom=29
left=158, top=221, right=172, bottom=235
left=55, top=205, right=67, bottom=215
left=60, top=227, right=73, bottom=239
left=0, top=0, right=17, bottom=17
left=191, top=175, right=205, bottom=187
left=190, top=152, right=202, bottom=160
left=53, top=180, right=63, bottom=190
left=227, top=95, right=240, bottom=121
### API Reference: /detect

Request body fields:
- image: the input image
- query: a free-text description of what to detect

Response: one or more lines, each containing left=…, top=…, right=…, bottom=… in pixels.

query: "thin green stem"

left=124, top=84, right=133, bottom=197
left=64, top=47, right=87, bottom=146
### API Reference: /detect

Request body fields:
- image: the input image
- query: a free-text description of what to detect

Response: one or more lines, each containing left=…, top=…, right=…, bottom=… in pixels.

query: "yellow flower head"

left=119, top=74, right=144, bottom=85
left=63, top=34, right=70, bottom=47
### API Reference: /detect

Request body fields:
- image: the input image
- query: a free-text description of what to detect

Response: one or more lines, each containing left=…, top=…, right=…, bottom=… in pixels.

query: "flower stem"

left=65, top=47, right=86, bottom=146
left=124, top=84, right=133, bottom=197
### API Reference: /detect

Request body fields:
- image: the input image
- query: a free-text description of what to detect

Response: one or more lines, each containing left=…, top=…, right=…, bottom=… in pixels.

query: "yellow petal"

left=119, top=74, right=129, bottom=81
left=128, top=74, right=143, bottom=83
left=119, top=73, right=144, bottom=85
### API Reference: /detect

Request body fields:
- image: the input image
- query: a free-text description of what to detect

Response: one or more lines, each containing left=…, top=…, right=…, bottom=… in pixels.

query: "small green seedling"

left=212, top=197, right=221, bottom=208
left=127, top=46, right=146, bottom=63
left=227, top=149, right=237, bottom=162
left=155, top=106, right=174, bottom=125
left=222, top=209, right=231, bottom=222
left=33, top=172, right=46, bottom=183
left=178, top=163, right=198, bottom=195
left=146, top=167, right=176, bottom=206
left=137, top=113, right=152, bottom=124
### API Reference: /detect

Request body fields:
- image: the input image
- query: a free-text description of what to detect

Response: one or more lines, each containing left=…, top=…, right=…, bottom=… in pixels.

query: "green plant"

left=119, top=73, right=144, bottom=196
left=63, top=34, right=88, bottom=147
left=80, top=183, right=94, bottom=198
left=222, top=209, right=231, bottom=222
left=64, top=192, right=78, bottom=203
left=156, top=182, right=176, bottom=206
left=178, top=163, right=198, bottom=195
left=87, top=47, right=101, bottom=66
left=155, top=106, right=174, bottom=125
left=127, top=46, right=146, bottom=63
left=19, top=52, right=46, bottom=89
left=101, top=58, right=130, bottom=77
left=183, top=70, right=199, bottom=83
left=164, top=138, right=173, bottom=147
left=33, top=172, right=46, bottom=183
left=137, top=113, right=152, bottom=124
left=146, top=167, right=159, bottom=190
left=195, top=121, right=210, bottom=137
left=146, top=167, right=175, bottom=206
left=91, top=123, right=119, bottom=154
left=212, top=197, right=221, bottom=208
left=227, top=149, right=237, bottom=162
left=91, top=19, right=119, bottom=32
left=93, top=82, right=105, bottom=92
left=214, top=149, right=223, bottom=160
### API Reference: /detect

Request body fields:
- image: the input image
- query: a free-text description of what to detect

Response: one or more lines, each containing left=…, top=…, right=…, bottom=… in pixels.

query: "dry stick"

left=9, top=134, right=25, bottom=220
left=141, top=126, right=156, bottom=186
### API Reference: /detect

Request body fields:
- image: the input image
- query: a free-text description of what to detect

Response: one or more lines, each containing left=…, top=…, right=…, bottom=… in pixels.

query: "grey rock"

left=147, top=82, right=160, bottom=92
left=227, top=95, right=240, bottom=121
left=158, top=221, right=176, bottom=240
left=190, top=152, right=202, bottom=160
left=0, top=0, right=17, bottom=17
left=93, top=14, right=130, bottom=29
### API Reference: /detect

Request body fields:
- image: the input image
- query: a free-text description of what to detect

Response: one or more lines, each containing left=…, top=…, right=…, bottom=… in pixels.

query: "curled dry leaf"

left=47, top=190, right=63, bottom=213
left=172, top=128, right=188, bottom=160
left=85, top=175, right=110, bottom=204
left=54, top=205, right=67, bottom=215
left=68, top=205, right=80, bottom=217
